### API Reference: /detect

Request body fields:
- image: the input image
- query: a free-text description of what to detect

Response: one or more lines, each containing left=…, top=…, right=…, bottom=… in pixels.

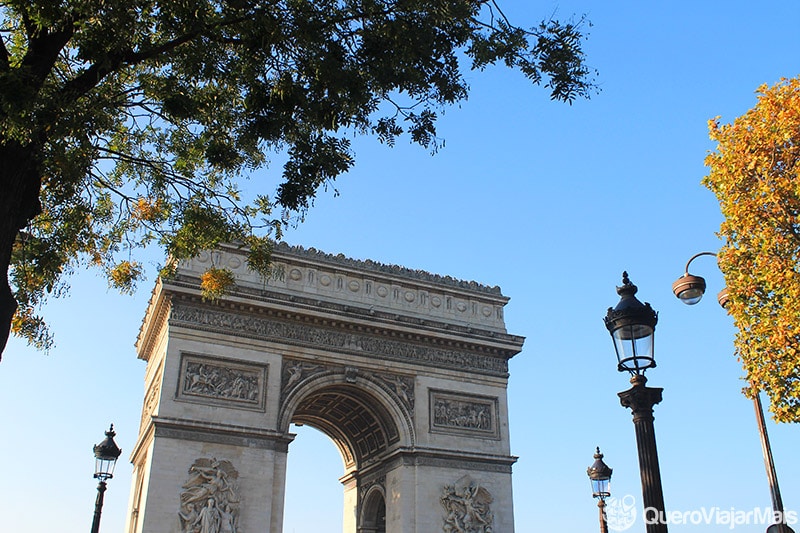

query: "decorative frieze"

left=430, top=390, right=499, bottom=439
left=170, top=303, right=509, bottom=376
left=179, top=458, right=241, bottom=533
left=177, top=353, right=267, bottom=411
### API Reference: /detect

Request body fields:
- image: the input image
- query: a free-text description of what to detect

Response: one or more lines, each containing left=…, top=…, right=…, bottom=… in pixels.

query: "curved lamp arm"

left=682, top=251, right=717, bottom=276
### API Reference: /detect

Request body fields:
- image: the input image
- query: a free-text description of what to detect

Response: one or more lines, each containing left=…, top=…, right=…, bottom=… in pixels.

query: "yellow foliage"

left=704, top=77, right=800, bottom=422
left=131, top=197, right=166, bottom=222
left=199, top=267, right=236, bottom=301
left=109, top=261, right=143, bottom=293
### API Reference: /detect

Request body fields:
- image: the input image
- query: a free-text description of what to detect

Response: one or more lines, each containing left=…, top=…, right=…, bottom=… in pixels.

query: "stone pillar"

left=130, top=425, right=293, bottom=533
left=342, top=472, right=358, bottom=532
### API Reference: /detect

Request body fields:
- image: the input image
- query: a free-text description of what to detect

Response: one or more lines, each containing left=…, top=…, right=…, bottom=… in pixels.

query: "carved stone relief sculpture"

left=178, top=354, right=267, bottom=411
left=375, top=372, right=415, bottom=412
left=179, top=458, right=240, bottom=533
left=281, top=359, right=324, bottom=398
left=441, top=475, right=494, bottom=533
left=430, top=391, right=498, bottom=438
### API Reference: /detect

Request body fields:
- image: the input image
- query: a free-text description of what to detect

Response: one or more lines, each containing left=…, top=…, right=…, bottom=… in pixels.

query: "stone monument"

left=125, top=243, right=524, bottom=532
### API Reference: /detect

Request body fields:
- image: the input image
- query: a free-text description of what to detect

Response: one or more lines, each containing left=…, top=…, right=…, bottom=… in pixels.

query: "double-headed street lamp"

left=672, top=252, right=794, bottom=533
left=604, top=272, right=667, bottom=533
left=588, top=447, right=613, bottom=533
left=91, top=425, right=122, bottom=533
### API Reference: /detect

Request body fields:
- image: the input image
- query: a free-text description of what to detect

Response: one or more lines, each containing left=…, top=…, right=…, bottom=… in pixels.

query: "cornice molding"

left=152, top=416, right=294, bottom=451
left=384, top=447, right=518, bottom=474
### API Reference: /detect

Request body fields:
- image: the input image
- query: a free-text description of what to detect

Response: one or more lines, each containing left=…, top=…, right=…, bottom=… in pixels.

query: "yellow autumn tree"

left=704, top=77, right=800, bottom=422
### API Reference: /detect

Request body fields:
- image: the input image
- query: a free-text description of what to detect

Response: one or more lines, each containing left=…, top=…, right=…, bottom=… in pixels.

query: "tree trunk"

left=0, top=140, right=43, bottom=359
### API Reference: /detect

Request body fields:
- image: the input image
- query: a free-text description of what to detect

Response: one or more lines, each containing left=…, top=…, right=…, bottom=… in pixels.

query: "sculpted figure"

left=196, top=498, right=221, bottom=533
left=179, top=502, right=199, bottom=533
left=179, top=458, right=241, bottom=533
left=220, top=504, right=237, bottom=533
left=441, top=476, right=494, bottom=533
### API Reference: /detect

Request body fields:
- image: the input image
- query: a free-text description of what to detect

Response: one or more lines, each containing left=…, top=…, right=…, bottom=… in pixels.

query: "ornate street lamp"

left=587, top=447, right=613, bottom=533
left=672, top=253, right=794, bottom=533
left=604, top=272, right=667, bottom=533
left=91, top=425, right=122, bottom=533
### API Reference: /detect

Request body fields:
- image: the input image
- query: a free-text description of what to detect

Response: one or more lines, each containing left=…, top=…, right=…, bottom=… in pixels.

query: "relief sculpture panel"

left=178, top=354, right=267, bottom=411
left=375, top=372, right=415, bottom=412
left=179, top=458, right=240, bottom=533
left=441, top=475, right=494, bottom=533
left=430, top=390, right=499, bottom=439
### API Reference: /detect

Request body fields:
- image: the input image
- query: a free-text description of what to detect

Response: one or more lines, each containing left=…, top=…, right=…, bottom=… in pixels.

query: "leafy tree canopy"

left=0, top=0, right=596, bottom=357
left=705, top=76, right=800, bottom=422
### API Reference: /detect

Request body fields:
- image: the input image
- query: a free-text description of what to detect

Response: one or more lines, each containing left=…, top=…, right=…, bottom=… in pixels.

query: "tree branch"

left=21, top=21, right=75, bottom=91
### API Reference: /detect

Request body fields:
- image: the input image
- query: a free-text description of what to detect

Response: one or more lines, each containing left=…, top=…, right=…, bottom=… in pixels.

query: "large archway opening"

left=283, top=424, right=344, bottom=532
left=282, top=383, right=401, bottom=532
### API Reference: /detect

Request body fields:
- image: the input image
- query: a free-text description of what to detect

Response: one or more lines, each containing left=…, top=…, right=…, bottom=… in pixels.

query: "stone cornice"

left=151, top=416, right=294, bottom=451
left=379, top=447, right=518, bottom=475
left=135, top=279, right=172, bottom=360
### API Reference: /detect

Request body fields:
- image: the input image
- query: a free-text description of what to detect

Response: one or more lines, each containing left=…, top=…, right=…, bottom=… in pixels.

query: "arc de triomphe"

left=125, top=243, right=524, bottom=532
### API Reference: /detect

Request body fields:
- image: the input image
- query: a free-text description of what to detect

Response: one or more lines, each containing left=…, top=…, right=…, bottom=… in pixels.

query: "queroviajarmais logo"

left=605, top=495, right=637, bottom=531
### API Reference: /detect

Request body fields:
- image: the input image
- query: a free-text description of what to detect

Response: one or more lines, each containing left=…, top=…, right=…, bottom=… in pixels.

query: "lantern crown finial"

left=617, top=271, right=637, bottom=297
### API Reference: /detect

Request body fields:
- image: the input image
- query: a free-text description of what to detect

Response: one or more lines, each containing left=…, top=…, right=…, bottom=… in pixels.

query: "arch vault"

left=125, top=243, right=525, bottom=532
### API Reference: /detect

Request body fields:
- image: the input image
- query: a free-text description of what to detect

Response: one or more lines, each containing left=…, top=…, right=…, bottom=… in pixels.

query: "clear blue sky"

left=1, top=1, right=799, bottom=532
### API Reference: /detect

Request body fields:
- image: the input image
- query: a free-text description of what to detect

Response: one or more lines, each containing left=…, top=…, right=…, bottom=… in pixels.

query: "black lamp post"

left=587, top=447, right=613, bottom=533
left=91, top=425, right=122, bottom=533
left=604, top=272, right=667, bottom=533
left=673, top=253, right=794, bottom=533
